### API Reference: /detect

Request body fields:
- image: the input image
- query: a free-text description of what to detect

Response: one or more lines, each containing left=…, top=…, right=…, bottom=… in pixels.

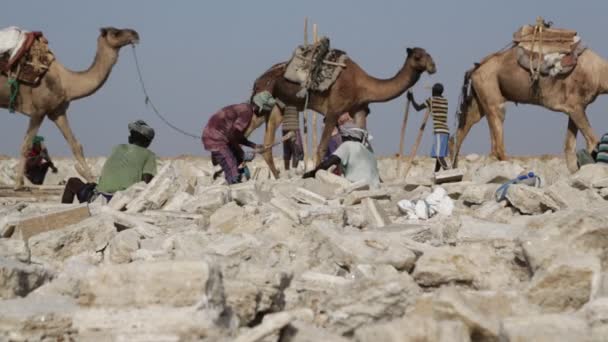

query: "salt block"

left=11, top=204, right=91, bottom=240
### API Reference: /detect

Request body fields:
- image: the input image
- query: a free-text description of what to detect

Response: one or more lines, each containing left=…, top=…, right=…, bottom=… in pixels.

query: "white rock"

left=28, top=215, right=117, bottom=265
left=571, top=164, right=608, bottom=189
left=0, top=295, right=76, bottom=339
left=298, top=205, right=345, bottom=226
left=315, top=169, right=352, bottom=189
left=313, top=222, right=417, bottom=271
left=526, top=254, right=601, bottom=313
left=0, top=239, right=29, bottom=262
left=209, top=201, right=246, bottom=233
left=0, top=257, right=51, bottom=298
left=472, top=161, right=524, bottom=184
left=233, top=309, right=313, bottom=342
left=281, top=320, right=350, bottom=342
left=501, top=314, right=590, bottom=342
left=107, top=229, right=141, bottom=264
left=457, top=216, right=525, bottom=242
left=412, top=243, right=527, bottom=290
left=461, top=184, right=500, bottom=205
left=343, top=189, right=390, bottom=206
left=506, top=184, right=561, bottom=214
left=362, top=198, right=390, bottom=228
left=78, top=260, right=225, bottom=309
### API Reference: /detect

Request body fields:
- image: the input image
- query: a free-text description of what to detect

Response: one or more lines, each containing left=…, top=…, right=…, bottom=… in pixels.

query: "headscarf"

left=339, top=123, right=371, bottom=146
left=128, top=120, right=155, bottom=140
left=251, top=91, right=277, bottom=112
left=32, top=136, right=44, bottom=144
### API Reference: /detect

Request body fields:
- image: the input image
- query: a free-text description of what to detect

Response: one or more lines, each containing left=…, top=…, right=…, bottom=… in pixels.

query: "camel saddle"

left=284, top=36, right=348, bottom=96
left=513, top=23, right=586, bottom=77
left=0, top=31, right=55, bottom=84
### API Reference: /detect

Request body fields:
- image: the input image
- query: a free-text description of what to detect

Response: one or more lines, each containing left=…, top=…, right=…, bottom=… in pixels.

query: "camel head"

left=99, top=27, right=140, bottom=49
left=406, top=47, right=436, bottom=75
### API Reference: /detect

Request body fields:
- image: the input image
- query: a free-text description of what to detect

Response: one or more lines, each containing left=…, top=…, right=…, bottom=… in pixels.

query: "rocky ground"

left=1, top=154, right=608, bottom=341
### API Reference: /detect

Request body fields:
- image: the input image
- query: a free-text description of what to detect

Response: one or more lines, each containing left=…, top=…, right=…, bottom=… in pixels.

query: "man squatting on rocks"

left=323, top=112, right=354, bottom=175
left=61, top=120, right=157, bottom=203
left=25, top=135, right=58, bottom=185
left=303, top=125, right=380, bottom=188
left=202, top=91, right=278, bottom=184
left=408, top=83, right=451, bottom=172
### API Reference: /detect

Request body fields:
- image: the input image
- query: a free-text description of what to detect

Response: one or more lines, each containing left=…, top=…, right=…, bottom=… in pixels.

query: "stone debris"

left=505, top=184, right=561, bottom=214
left=0, top=156, right=607, bottom=340
left=3, top=204, right=91, bottom=240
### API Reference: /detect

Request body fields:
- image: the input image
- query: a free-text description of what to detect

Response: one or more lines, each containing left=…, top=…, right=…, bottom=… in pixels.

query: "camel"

left=451, top=47, right=608, bottom=172
left=247, top=47, right=436, bottom=178
left=0, top=27, right=139, bottom=189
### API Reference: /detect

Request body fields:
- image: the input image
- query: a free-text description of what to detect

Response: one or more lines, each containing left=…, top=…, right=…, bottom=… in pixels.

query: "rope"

left=130, top=45, right=201, bottom=140
left=7, top=78, right=19, bottom=113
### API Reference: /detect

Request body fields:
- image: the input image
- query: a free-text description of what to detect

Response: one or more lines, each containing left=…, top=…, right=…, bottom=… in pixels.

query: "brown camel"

left=451, top=47, right=608, bottom=172
left=0, top=27, right=139, bottom=189
left=248, top=47, right=436, bottom=178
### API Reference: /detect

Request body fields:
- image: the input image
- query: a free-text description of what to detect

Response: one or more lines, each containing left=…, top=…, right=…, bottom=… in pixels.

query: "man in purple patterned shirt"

left=203, top=91, right=277, bottom=184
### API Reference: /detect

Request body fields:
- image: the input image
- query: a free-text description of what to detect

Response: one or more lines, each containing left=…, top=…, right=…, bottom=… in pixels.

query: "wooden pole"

left=397, top=95, right=412, bottom=175
left=311, top=23, right=319, bottom=164
left=302, top=17, right=309, bottom=171
left=401, top=109, right=431, bottom=179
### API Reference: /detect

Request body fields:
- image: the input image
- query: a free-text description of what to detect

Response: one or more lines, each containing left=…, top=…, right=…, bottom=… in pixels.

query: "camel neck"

left=60, top=38, right=119, bottom=101
left=360, top=60, right=421, bottom=103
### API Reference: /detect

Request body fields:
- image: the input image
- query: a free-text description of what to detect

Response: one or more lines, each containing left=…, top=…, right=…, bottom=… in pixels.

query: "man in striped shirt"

left=407, top=83, right=450, bottom=172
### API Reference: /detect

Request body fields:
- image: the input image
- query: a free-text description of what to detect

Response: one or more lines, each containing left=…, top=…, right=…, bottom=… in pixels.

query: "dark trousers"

left=282, top=129, right=303, bottom=170
left=61, top=177, right=97, bottom=204
left=211, top=145, right=245, bottom=184
left=25, top=162, right=51, bottom=185
left=434, top=157, right=449, bottom=172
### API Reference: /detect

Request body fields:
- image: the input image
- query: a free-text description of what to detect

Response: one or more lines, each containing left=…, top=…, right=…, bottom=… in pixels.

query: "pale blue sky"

left=1, top=1, right=607, bottom=157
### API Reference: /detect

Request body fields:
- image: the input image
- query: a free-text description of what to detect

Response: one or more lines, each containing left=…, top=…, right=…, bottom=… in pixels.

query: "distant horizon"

left=1, top=1, right=607, bottom=160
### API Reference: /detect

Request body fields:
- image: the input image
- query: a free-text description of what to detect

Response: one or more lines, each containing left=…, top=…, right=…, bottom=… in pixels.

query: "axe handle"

left=401, top=109, right=431, bottom=178
left=258, top=131, right=295, bottom=152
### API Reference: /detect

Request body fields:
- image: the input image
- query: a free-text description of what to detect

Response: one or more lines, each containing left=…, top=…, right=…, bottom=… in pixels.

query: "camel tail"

left=455, top=68, right=475, bottom=129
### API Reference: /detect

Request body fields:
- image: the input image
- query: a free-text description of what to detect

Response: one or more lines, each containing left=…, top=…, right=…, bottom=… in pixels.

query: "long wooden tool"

left=302, top=17, right=310, bottom=171
left=400, top=109, right=431, bottom=178
left=259, top=131, right=296, bottom=152
left=311, top=23, right=319, bottom=164
left=396, top=95, right=412, bottom=174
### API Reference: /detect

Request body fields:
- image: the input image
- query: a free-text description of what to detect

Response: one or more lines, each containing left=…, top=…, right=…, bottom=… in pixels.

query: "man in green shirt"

left=61, top=120, right=157, bottom=203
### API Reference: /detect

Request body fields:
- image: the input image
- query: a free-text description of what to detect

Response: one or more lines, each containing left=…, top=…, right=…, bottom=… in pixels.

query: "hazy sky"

left=2, top=0, right=608, bottom=158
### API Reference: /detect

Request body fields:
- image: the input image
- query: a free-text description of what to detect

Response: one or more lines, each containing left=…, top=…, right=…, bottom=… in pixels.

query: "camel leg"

left=49, top=111, right=95, bottom=182
left=568, top=108, right=599, bottom=152
left=470, top=75, right=506, bottom=159
left=564, top=117, right=579, bottom=173
left=262, top=106, right=283, bottom=179
left=14, top=115, right=44, bottom=190
left=450, top=97, right=485, bottom=167
left=486, top=108, right=507, bottom=160
left=316, top=113, right=338, bottom=166
left=475, top=91, right=506, bottom=160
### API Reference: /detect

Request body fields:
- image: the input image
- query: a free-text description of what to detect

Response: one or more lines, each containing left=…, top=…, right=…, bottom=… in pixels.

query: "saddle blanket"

left=0, top=26, right=54, bottom=84
left=284, top=36, right=348, bottom=94
left=0, top=26, right=29, bottom=62
left=513, top=23, right=586, bottom=77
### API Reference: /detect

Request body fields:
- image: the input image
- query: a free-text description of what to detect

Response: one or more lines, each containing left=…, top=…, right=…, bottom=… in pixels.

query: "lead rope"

left=130, top=45, right=201, bottom=140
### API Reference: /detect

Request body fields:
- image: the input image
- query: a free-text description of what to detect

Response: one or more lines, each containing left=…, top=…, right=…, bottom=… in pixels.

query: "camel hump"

left=513, top=23, right=579, bottom=54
